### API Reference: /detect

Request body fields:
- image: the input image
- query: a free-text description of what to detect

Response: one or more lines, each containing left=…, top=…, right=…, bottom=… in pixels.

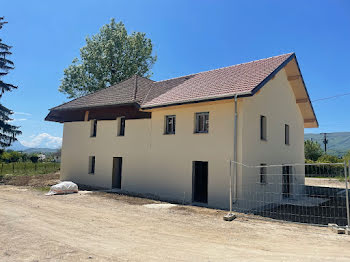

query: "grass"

left=0, top=162, right=60, bottom=177
left=34, top=186, right=51, bottom=192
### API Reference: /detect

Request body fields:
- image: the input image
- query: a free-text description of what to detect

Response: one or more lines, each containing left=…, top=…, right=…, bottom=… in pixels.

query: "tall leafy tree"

left=59, top=19, right=157, bottom=98
left=0, top=17, right=21, bottom=148
left=304, top=139, right=323, bottom=161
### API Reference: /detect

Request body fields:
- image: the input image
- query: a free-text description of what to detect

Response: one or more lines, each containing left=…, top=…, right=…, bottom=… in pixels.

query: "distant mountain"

left=23, top=148, right=58, bottom=154
left=304, top=132, right=350, bottom=157
left=8, top=140, right=59, bottom=154
left=8, top=140, right=29, bottom=151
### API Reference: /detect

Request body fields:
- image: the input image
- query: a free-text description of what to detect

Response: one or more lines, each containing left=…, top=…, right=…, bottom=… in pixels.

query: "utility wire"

left=312, top=92, right=350, bottom=102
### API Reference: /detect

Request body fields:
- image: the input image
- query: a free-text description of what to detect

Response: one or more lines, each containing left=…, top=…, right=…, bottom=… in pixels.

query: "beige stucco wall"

left=60, top=67, right=305, bottom=210
left=235, top=68, right=305, bottom=209
left=61, top=100, right=241, bottom=209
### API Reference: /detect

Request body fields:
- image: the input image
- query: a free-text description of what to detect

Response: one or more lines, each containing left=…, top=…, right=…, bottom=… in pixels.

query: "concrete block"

left=328, top=223, right=338, bottom=228
left=332, top=227, right=345, bottom=234
left=223, top=213, right=236, bottom=221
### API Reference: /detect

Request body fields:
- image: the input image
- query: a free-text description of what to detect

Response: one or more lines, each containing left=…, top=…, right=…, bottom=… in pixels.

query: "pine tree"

left=0, top=17, right=21, bottom=147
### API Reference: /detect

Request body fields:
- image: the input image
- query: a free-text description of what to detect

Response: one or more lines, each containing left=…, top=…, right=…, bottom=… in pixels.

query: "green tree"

left=344, top=150, right=350, bottom=163
left=0, top=151, right=11, bottom=163
left=59, top=19, right=157, bottom=98
left=21, top=152, right=29, bottom=162
left=8, top=151, right=21, bottom=162
left=29, top=154, right=39, bottom=163
left=304, top=139, right=323, bottom=161
left=0, top=17, right=21, bottom=147
left=317, top=154, right=342, bottom=163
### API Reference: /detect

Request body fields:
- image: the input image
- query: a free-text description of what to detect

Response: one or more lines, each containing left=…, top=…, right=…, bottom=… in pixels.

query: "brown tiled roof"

left=141, top=53, right=294, bottom=108
left=50, top=53, right=294, bottom=111
left=51, top=75, right=154, bottom=111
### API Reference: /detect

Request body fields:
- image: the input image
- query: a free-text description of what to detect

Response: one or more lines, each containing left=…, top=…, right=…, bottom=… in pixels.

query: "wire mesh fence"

left=230, top=161, right=349, bottom=226
left=0, top=162, right=60, bottom=176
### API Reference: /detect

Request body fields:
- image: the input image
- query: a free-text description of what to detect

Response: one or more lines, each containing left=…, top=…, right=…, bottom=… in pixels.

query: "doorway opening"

left=282, top=165, right=292, bottom=198
left=192, top=161, right=208, bottom=203
left=112, top=157, right=122, bottom=189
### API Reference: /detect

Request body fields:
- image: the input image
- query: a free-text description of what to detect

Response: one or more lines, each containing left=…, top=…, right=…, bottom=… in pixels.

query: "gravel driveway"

left=0, top=185, right=349, bottom=262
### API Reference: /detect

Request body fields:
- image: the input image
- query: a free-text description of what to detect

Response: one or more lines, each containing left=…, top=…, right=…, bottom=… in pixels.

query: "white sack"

left=46, top=181, right=78, bottom=195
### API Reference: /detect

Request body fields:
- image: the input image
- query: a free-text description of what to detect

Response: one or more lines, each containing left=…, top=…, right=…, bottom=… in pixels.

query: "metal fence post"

left=12, top=162, right=14, bottom=174
left=229, top=160, right=232, bottom=213
left=346, top=161, right=350, bottom=228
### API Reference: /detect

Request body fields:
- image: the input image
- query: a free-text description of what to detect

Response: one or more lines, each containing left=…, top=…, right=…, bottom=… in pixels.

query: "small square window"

left=118, top=117, right=125, bottom=136
left=260, top=163, right=267, bottom=184
left=260, top=115, right=267, bottom=141
left=90, top=119, right=97, bottom=137
left=285, top=124, right=290, bottom=145
left=195, top=112, right=209, bottom=133
left=165, top=115, right=176, bottom=134
left=89, top=156, right=95, bottom=174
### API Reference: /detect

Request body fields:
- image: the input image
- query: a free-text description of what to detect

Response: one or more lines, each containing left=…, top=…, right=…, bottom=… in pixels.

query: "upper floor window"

left=90, top=119, right=97, bottom=137
left=89, top=156, right=95, bottom=174
left=260, top=115, right=267, bottom=141
left=285, top=124, right=290, bottom=145
left=118, top=117, right=125, bottom=136
left=165, top=115, right=176, bottom=134
left=195, top=112, right=209, bottom=133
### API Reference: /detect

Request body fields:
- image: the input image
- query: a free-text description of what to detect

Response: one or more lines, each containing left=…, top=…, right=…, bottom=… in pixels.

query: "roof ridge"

left=155, top=52, right=294, bottom=84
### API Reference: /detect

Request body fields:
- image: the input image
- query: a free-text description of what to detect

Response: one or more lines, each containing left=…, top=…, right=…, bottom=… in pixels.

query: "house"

left=45, top=53, right=318, bottom=210
left=38, top=154, right=46, bottom=161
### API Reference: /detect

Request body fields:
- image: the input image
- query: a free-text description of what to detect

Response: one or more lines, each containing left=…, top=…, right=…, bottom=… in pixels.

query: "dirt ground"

left=0, top=185, right=350, bottom=261
left=305, top=177, right=346, bottom=188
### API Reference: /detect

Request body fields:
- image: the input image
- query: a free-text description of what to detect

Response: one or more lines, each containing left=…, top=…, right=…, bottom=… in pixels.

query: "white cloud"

left=14, top=112, right=32, bottom=116
left=8, top=118, right=27, bottom=122
left=20, top=133, right=62, bottom=149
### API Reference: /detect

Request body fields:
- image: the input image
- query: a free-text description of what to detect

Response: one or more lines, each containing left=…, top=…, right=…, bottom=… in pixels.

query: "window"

left=89, top=156, right=95, bottom=174
left=285, top=124, right=290, bottom=145
left=195, top=112, right=209, bottom=133
left=118, top=117, right=125, bottom=136
left=260, top=163, right=267, bottom=184
left=260, top=115, right=267, bottom=140
left=165, top=115, right=176, bottom=134
left=90, top=119, right=97, bottom=137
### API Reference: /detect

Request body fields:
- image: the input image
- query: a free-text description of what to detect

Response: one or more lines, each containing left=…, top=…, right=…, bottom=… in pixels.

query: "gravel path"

left=0, top=185, right=349, bottom=261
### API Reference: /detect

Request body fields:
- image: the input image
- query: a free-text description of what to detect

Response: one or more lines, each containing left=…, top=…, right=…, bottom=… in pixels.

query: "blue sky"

left=1, top=0, right=350, bottom=148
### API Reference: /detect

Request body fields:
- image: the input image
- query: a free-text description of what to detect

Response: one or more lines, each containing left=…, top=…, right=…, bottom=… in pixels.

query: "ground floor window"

left=260, top=163, right=267, bottom=184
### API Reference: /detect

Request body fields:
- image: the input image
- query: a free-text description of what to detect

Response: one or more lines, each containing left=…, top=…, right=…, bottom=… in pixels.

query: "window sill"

left=164, top=133, right=175, bottom=135
left=194, top=132, right=208, bottom=134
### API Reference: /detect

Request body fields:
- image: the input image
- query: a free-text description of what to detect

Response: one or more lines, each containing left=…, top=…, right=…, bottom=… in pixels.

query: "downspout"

left=233, top=94, right=238, bottom=203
